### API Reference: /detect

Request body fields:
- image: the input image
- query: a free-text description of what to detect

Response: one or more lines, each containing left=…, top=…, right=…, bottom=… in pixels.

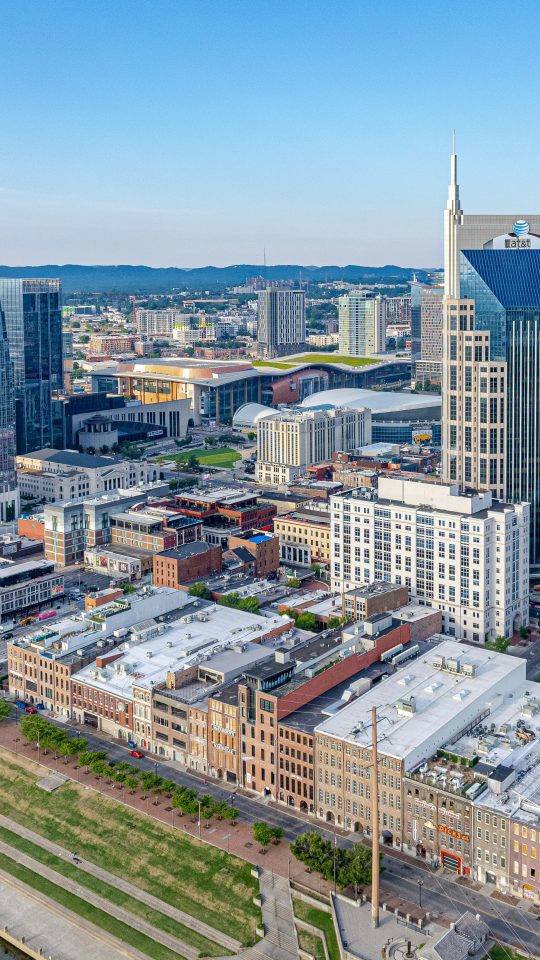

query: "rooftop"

left=72, top=603, right=290, bottom=698
left=300, top=388, right=441, bottom=417
left=315, top=639, right=525, bottom=766
left=158, top=541, right=215, bottom=561
left=23, top=448, right=120, bottom=469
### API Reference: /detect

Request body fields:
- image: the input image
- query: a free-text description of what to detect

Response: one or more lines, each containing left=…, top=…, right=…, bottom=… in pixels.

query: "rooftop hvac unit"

left=167, top=641, right=173, bottom=648
left=97, top=640, right=105, bottom=647
left=432, top=655, right=445, bottom=670
left=396, top=695, right=417, bottom=716
left=146, top=651, right=153, bottom=658
left=446, top=658, right=460, bottom=673
left=76, top=649, right=84, bottom=656
left=462, top=662, right=476, bottom=677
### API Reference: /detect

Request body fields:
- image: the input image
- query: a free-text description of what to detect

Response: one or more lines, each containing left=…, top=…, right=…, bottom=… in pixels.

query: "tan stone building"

left=274, top=508, right=331, bottom=567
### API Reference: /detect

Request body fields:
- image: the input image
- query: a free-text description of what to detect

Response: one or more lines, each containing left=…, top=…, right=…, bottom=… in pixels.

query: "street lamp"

left=154, top=761, right=158, bottom=778
left=417, top=879, right=424, bottom=908
left=333, top=824, right=337, bottom=895
left=198, top=799, right=202, bottom=840
left=37, top=736, right=40, bottom=766
left=14, top=737, right=20, bottom=756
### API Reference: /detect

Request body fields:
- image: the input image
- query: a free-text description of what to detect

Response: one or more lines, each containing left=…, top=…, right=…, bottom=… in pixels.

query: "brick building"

left=227, top=532, right=279, bottom=578
left=153, top=542, right=222, bottom=589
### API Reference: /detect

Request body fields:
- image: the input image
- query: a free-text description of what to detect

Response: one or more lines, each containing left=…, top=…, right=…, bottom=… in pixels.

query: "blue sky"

left=0, top=0, right=538, bottom=267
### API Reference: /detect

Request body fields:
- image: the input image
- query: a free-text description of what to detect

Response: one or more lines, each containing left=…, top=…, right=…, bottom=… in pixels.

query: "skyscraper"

left=257, top=288, right=306, bottom=358
left=0, top=307, right=19, bottom=522
left=0, top=279, right=63, bottom=454
left=411, top=281, right=444, bottom=385
left=442, top=146, right=540, bottom=571
left=338, top=295, right=385, bottom=357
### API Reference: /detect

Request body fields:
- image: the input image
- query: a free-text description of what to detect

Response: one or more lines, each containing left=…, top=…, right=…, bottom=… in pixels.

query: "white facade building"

left=17, top=449, right=160, bottom=502
left=338, top=295, right=385, bottom=357
left=135, top=309, right=183, bottom=338
left=256, top=406, right=371, bottom=486
left=330, top=476, right=529, bottom=643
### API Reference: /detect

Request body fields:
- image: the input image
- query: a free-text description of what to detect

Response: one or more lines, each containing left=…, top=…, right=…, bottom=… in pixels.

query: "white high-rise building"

left=257, top=289, right=306, bottom=358
left=338, top=295, right=385, bottom=357
left=256, top=406, right=371, bottom=485
left=330, top=476, right=529, bottom=643
left=135, top=309, right=183, bottom=338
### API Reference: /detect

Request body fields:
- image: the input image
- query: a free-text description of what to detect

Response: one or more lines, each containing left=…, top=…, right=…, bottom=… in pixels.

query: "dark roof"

left=461, top=249, right=540, bottom=307
left=243, top=659, right=293, bottom=682
left=231, top=546, right=254, bottom=564
left=37, top=449, right=118, bottom=469
left=158, top=541, right=215, bottom=561
left=487, top=764, right=514, bottom=782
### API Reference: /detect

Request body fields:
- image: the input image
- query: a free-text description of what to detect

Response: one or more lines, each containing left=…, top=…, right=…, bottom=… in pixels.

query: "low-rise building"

left=314, top=640, right=525, bottom=840
left=43, top=482, right=169, bottom=565
left=153, top=541, right=223, bottom=590
left=0, top=559, right=64, bottom=622
left=274, top=508, right=331, bottom=567
left=7, top=586, right=181, bottom=715
left=226, top=532, right=279, bottom=578
left=84, top=543, right=155, bottom=580
left=17, top=448, right=160, bottom=502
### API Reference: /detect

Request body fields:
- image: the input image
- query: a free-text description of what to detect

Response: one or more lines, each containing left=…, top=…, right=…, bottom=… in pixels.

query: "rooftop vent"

left=396, top=695, right=416, bottom=716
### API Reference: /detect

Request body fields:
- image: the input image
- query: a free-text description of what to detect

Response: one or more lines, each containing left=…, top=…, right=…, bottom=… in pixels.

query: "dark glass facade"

left=461, top=249, right=540, bottom=569
left=0, top=279, right=63, bottom=453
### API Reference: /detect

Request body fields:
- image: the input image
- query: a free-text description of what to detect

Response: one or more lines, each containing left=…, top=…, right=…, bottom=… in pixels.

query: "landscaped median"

left=0, top=748, right=260, bottom=946
left=293, top=899, right=340, bottom=960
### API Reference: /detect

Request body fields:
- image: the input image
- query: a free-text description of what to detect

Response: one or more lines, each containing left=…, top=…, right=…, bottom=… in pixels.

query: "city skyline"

left=0, top=0, right=539, bottom=267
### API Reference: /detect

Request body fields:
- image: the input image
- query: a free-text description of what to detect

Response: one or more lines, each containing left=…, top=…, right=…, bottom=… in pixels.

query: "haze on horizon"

left=1, top=0, right=539, bottom=269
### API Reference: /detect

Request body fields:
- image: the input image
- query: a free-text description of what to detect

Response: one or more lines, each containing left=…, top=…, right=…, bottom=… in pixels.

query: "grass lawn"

left=0, top=825, right=226, bottom=956
left=160, top=447, right=241, bottom=468
left=0, top=851, right=186, bottom=960
left=291, top=354, right=378, bottom=367
left=297, top=928, right=326, bottom=960
left=252, top=361, right=296, bottom=370
left=489, top=947, right=528, bottom=960
left=293, top=900, right=340, bottom=960
left=0, top=752, right=259, bottom=945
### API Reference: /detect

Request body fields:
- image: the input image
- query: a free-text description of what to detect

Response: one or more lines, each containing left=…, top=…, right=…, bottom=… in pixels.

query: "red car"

left=129, top=749, right=144, bottom=759
left=25, top=705, right=38, bottom=714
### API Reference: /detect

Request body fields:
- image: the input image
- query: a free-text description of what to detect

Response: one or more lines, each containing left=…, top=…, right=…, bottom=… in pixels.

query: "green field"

left=0, top=751, right=260, bottom=945
left=252, top=360, right=296, bottom=370
left=161, top=447, right=242, bottom=468
left=291, top=354, right=379, bottom=367
left=489, top=948, right=528, bottom=960
left=297, top=928, right=326, bottom=960
left=293, top=900, right=340, bottom=960
left=252, top=355, right=378, bottom=369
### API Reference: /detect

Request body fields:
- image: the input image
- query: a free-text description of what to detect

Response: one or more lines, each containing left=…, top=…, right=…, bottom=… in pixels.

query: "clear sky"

left=0, top=0, right=539, bottom=268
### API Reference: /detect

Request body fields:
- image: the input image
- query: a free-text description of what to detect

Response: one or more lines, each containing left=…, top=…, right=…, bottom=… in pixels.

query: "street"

left=10, top=715, right=539, bottom=957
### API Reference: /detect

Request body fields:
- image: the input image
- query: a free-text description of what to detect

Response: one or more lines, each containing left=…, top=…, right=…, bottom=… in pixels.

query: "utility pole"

left=371, top=705, right=379, bottom=928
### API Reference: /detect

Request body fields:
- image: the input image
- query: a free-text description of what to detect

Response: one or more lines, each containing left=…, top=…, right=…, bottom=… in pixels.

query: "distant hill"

left=0, top=263, right=434, bottom=294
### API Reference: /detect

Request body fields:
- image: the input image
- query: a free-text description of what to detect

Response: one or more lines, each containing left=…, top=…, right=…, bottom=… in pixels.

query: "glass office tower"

left=460, top=248, right=540, bottom=569
left=0, top=307, right=19, bottom=521
left=0, top=279, right=63, bottom=453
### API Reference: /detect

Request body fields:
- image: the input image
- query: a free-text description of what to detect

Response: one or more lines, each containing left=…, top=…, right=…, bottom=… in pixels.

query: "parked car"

left=127, top=740, right=137, bottom=749
left=25, top=705, right=37, bottom=714
left=129, top=749, right=144, bottom=759
left=15, top=700, right=27, bottom=710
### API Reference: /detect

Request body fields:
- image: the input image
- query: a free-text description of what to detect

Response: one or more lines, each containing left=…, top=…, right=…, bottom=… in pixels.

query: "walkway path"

left=0, top=810, right=240, bottom=953
left=0, top=865, right=151, bottom=960
left=0, top=837, right=198, bottom=959
left=259, top=869, right=298, bottom=960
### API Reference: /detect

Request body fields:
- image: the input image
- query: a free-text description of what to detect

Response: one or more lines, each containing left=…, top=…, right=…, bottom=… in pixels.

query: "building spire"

left=448, top=129, right=462, bottom=216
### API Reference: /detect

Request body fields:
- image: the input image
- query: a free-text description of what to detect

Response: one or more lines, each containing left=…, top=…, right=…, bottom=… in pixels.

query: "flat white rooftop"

left=73, top=603, right=291, bottom=699
left=315, top=639, right=525, bottom=765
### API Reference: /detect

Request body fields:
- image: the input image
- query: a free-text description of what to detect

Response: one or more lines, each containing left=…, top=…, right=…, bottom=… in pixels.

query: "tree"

left=327, top=616, right=343, bottom=630
left=287, top=577, right=301, bottom=588
left=0, top=700, right=11, bottom=720
left=295, top=612, right=318, bottom=631
left=253, top=822, right=274, bottom=851
left=239, top=596, right=260, bottom=614
left=186, top=453, right=200, bottom=472
left=340, top=845, right=373, bottom=898
left=310, top=563, right=322, bottom=577
left=247, top=432, right=256, bottom=441
left=188, top=582, right=212, bottom=599
left=519, top=625, right=529, bottom=640
left=122, top=583, right=136, bottom=594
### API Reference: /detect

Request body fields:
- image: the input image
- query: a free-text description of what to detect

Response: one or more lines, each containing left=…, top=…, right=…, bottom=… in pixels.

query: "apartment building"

left=330, top=476, right=530, bottom=642
left=88, top=335, right=135, bottom=354
left=135, top=308, right=183, bottom=338
left=257, top=407, right=371, bottom=486
left=314, top=641, right=525, bottom=840
left=257, top=289, right=306, bottom=358
left=43, top=482, right=168, bottom=565
left=172, top=487, right=276, bottom=542
left=273, top=508, right=331, bottom=567
left=338, top=295, right=385, bottom=357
